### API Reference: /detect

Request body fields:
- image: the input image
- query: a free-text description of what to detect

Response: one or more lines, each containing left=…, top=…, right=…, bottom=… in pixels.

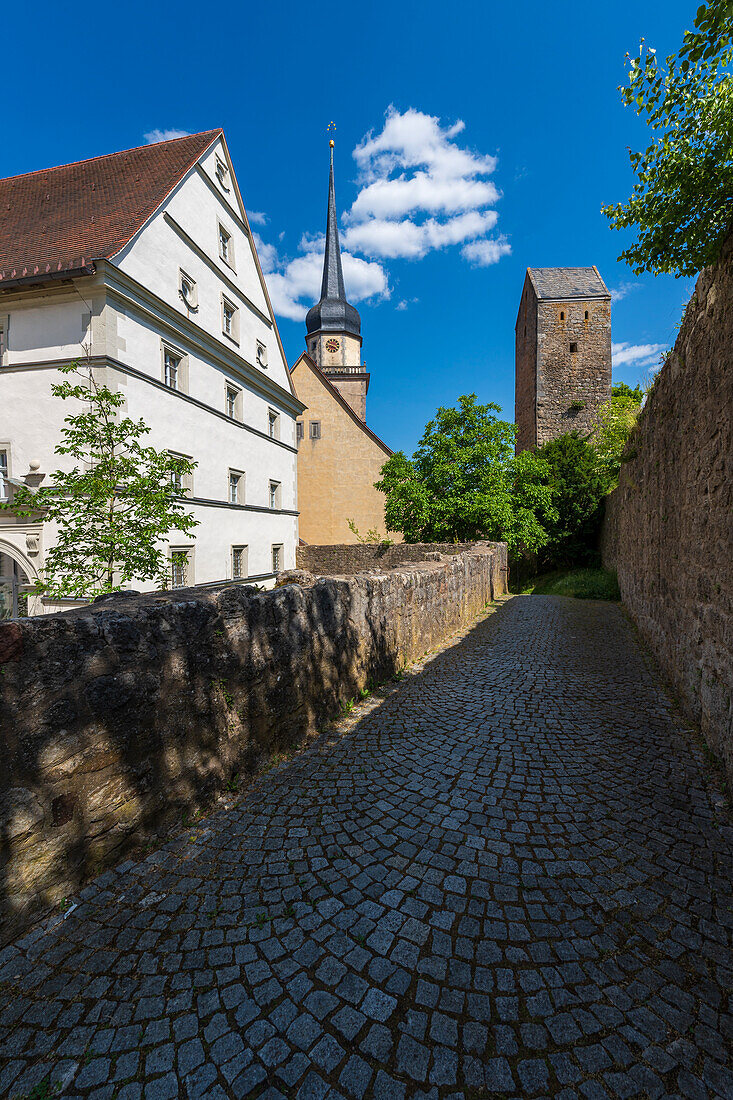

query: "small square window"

left=256, top=341, right=268, bottom=369
left=310, top=421, right=321, bottom=440
left=272, top=544, right=283, bottom=573
left=570, top=342, right=578, bottom=353
left=170, top=548, right=191, bottom=588
left=268, top=410, right=280, bottom=439
left=222, top=297, right=239, bottom=342
left=229, top=470, right=243, bottom=505
left=232, top=545, right=247, bottom=580
left=226, top=385, right=241, bottom=421
left=296, top=421, right=304, bottom=443
left=179, top=269, right=198, bottom=311
left=164, top=349, right=181, bottom=390
left=215, top=155, right=230, bottom=191
left=218, top=223, right=234, bottom=267
left=269, top=480, right=281, bottom=510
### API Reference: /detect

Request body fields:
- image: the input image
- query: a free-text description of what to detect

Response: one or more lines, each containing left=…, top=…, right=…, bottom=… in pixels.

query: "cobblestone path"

left=1, top=596, right=732, bottom=1100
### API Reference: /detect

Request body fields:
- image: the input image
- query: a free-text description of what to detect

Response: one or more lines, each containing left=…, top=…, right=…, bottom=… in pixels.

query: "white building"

left=0, top=129, right=304, bottom=617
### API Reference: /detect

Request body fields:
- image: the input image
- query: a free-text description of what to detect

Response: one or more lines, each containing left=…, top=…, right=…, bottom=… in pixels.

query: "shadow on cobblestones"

left=1, top=581, right=407, bottom=944
left=0, top=596, right=731, bottom=1100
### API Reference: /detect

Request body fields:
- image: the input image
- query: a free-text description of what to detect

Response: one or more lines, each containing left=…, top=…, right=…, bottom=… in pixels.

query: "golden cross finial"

left=327, top=121, right=336, bottom=146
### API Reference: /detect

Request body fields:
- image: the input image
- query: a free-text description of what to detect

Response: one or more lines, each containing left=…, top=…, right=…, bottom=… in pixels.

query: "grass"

left=520, top=568, right=621, bottom=601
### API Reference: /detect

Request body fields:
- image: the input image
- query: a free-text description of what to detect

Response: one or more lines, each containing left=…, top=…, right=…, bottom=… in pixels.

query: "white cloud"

left=144, top=128, right=191, bottom=144
left=461, top=236, right=512, bottom=267
left=612, top=341, right=667, bottom=370
left=343, top=210, right=499, bottom=260
left=395, top=297, right=419, bottom=311
left=247, top=211, right=268, bottom=226
left=610, top=281, right=640, bottom=303
left=255, top=105, right=508, bottom=324
left=256, top=234, right=388, bottom=322
left=345, top=106, right=507, bottom=266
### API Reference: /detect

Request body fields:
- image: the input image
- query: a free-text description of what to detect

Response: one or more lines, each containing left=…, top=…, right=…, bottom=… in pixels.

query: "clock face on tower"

left=325, top=338, right=340, bottom=352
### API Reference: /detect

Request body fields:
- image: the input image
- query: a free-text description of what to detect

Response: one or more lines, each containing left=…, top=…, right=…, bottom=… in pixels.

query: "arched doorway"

left=0, top=543, right=36, bottom=620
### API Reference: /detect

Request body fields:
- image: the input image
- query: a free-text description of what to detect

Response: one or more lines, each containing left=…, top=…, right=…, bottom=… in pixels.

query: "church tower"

left=305, top=141, right=370, bottom=421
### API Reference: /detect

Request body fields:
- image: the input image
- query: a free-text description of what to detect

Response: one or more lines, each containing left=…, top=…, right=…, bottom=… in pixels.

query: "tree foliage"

left=592, top=383, right=645, bottom=490
left=375, top=394, right=555, bottom=551
left=603, top=0, right=733, bottom=276
left=3, top=363, right=198, bottom=599
left=535, top=433, right=606, bottom=568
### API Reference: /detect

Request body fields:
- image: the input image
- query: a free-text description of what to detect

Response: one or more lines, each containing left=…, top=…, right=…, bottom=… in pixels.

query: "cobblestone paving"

left=1, top=596, right=732, bottom=1100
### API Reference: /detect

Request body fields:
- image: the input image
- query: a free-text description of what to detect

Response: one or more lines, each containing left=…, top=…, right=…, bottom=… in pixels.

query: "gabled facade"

left=291, top=353, right=392, bottom=545
left=515, top=266, right=612, bottom=452
left=0, top=130, right=304, bottom=617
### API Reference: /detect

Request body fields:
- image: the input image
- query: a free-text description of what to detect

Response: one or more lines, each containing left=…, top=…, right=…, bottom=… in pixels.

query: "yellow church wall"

left=291, top=357, right=397, bottom=545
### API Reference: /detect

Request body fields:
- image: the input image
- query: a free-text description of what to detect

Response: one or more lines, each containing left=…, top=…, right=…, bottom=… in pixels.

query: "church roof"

left=0, top=129, right=223, bottom=287
left=305, top=143, right=361, bottom=338
left=527, top=266, right=610, bottom=300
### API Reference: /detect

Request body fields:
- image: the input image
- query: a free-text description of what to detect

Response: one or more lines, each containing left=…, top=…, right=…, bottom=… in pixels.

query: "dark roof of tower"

left=527, top=267, right=610, bottom=300
left=0, top=130, right=223, bottom=286
left=305, top=144, right=361, bottom=337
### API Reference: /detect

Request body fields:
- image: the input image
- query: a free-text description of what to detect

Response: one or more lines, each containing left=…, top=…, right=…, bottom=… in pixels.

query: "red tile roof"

left=0, top=129, right=223, bottom=287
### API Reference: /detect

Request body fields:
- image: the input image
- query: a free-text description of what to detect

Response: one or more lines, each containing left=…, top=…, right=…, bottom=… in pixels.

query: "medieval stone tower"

left=515, top=267, right=612, bottom=452
left=305, top=141, right=370, bottom=421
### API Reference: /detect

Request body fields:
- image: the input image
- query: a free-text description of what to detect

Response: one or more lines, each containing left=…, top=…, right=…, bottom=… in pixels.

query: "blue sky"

left=7, top=0, right=696, bottom=454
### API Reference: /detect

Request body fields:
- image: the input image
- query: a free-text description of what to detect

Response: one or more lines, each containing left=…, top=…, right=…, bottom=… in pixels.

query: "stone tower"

left=515, top=267, right=612, bottom=452
left=305, top=141, right=370, bottom=421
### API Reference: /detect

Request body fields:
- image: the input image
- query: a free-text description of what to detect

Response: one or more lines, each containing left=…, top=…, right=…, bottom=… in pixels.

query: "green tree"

left=536, top=433, right=606, bottom=568
left=603, top=0, right=733, bottom=276
left=375, top=394, right=555, bottom=551
left=3, top=362, right=198, bottom=599
left=592, top=384, right=645, bottom=490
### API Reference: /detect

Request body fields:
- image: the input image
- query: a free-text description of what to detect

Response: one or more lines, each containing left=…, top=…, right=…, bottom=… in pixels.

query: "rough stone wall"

left=0, top=542, right=506, bottom=940
left=296, top=541, right=504, bottom=577
left=515, top=276, right=539, bottom=452
left=536, top=297, right=612, bottom=446
left=602, top=244, right=732, bottom=786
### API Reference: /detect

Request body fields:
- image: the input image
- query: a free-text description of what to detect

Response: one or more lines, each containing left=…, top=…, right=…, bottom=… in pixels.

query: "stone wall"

left=296, top=541, right=497, bottom=576
left=515, top=276, right=611, bottom=452
left=535, top=296, right=612, bottom=447
left=602, top=244, right=732, bottom=787
left=0, top=542, right=506, bottom=941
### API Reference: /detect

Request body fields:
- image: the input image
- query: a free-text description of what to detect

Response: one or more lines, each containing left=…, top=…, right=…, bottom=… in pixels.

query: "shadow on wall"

left=0, top=543, right=505, bottom=944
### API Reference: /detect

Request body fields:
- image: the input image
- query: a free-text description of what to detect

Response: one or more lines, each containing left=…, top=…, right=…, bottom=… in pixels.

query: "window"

left=229, top=470, right=243, bottom=505
left=272, top=545, right=282, bottom=573
left=560, top=311, right=565, bottom=321
left=226, top=385, right=242, bottom=421
left=232, top=545, right=247, bottom=579
left=222, top=297, right=239, bottom=343
left=268, top=410, right=280, bottom=439
left=269, top=480, right=281, bottom=510
left=584, top=310, right=589, bottom=320
left=179, top=270, right=198, bottom=311
left=296, top=421, right=304, bottom=443
left=170, top=549, right=191, bottom=588
left=218, top=223, right=234, bottom=267
left=570, top=342, right=578, bottom=353
left=164, top=348, right=181, bottom=390
left=256, top=341, right=268, bottom=369
left=0, top=449, right=8, bottom=500
left=309, top=421, right=321, bottom=440
left=168, top=452, right=193, bottom=496
left=215, top=155, right=230, bottom=191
